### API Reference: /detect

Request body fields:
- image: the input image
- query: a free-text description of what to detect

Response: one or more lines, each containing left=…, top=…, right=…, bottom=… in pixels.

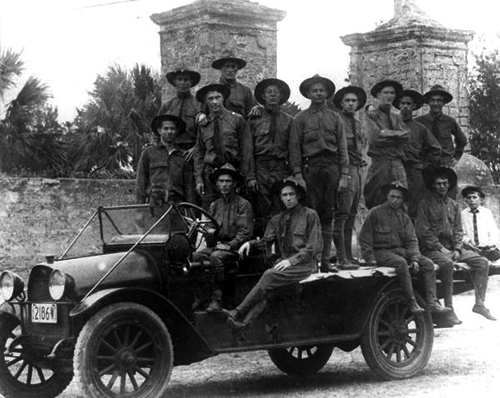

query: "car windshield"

left=59, top=204, right=189, bottom=259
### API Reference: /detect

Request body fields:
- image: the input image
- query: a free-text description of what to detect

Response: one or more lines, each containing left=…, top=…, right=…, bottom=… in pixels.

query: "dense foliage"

left=468, top=48, right=500, bottom=183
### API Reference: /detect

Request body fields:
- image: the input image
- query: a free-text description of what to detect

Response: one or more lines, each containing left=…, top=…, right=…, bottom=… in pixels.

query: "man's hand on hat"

left=246, top=179, right=259, bottom=193
left=451, top=250, right=461, bottom=261
left=216, top=243, right=231, bottom=251
left=274, top=259, right=291, bottom=271
left=409, top=261, right=420, bottom=275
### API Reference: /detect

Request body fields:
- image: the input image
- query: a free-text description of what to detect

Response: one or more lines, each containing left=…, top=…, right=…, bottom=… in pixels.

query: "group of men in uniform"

left=135, top=52, right=497, bottom=332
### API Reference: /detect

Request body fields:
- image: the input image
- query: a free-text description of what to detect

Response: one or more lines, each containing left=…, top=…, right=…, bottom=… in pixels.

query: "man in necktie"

left=364, top=80, right=409, bottom=209
left=211, top=51, right=257, bottom=119
left=158, top=67, right=202, bottom=160
left=227, top=177, right=322, bottom=333
left=359, top=180, right=449, bottom=315
left=394, top=89, right=441, bottom=220
left=416, top=167, right=495, bottom=322
left=461, top=185, right=500, bottom=262
left=289, top=74, right=349, bottom=273
left=332, top=85, right=368, bottom=270
left=415, top=85, right=467, bottom=199
left=194, top=83, right=246, bottom=209
left=242, top=78, right=293, bottom=237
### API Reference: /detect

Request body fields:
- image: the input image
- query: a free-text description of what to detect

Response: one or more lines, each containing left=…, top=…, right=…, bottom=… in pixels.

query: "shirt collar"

left=309, top=103, right=327, bottom=113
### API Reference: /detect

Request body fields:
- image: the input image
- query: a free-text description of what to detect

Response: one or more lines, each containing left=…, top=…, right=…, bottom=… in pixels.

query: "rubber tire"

left=360, top=286, right=434, bottom=380
left=0, top=318, right=73, bottom=398
left=74, top=302, right=173, bottom=398
left=268, top=344, right=334, bottom=375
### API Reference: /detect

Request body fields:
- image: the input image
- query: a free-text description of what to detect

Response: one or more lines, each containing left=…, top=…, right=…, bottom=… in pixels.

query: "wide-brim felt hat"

left=166, top=68, right=201, bottom=87
left=210, top=163, right=242, bottom=183
left=461, top=185, right=486, bottom=199
left=273, top=176, right=307, bottom=200
left=211, top=56, right=247, bottom=70
left=150, top=114, right=186, bottom=135
left=370, top=80, right=403, bottom=98
left=299, top=74, right=336, bottom=99
left=423, top=84, right=453, bottom=104
left=394, top=89, right=425, bottom=111
left=195, top=83, right=231, bottom=103
left=333, top=85, right=367, bottom=111
left=381, top=180, right=412, bottom=202
left=423, top=166, right=458, bottom=191
left=254, top=78, right=291, bottom=105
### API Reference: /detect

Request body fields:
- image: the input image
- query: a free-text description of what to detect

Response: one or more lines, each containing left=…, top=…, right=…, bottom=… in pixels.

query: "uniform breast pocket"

left=374, top=225, right=392, bottom=241
left=303, top=122, right=320, bottom=146
left=292, top=225, right=307, bottom=248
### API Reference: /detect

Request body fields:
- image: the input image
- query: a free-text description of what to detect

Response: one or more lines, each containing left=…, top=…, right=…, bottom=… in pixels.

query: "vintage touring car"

left=0, top=202, right=497, bottom=398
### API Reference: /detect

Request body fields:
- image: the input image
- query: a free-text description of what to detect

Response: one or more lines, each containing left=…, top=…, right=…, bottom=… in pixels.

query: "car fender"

left=0, top=309, right=20, bottom=329
left=70, top=287, right=216, bottom=366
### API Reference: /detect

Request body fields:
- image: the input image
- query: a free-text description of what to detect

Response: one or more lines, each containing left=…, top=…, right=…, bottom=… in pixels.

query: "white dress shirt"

left=461, top=205, right=500, bottom=247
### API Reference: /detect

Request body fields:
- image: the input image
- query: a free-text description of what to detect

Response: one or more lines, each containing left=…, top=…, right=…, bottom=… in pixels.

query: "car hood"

left=27, top=251, right=161, bottom=301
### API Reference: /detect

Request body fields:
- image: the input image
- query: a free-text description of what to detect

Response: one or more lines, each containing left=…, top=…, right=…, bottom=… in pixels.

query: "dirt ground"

left=55, top=278, right=500, bottom=398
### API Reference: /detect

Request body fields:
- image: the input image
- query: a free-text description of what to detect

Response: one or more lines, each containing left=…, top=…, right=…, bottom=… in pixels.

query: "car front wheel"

left=268, top=344, right=334, bottom=375
left=360, top=285, right=434, bottom=380
left=0, top=316, right=73, bottom=398
left=74, top=302, right=173, bottom=398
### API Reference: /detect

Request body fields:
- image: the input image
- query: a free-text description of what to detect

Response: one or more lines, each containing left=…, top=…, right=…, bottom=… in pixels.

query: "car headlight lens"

left=49, top=270, right=67, bottom=301
left=0, top=271, right=24, bottom=301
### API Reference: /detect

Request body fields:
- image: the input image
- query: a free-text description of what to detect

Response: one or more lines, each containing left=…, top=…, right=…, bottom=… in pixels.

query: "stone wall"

left=150, top=0, right=286, bottom=101
left=0, top=178, right=135, bottom=277
left=341, top=1, right=473, bottom=134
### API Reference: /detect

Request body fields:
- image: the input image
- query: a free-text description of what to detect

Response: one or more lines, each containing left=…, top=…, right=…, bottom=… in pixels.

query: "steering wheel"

left=175, top=202, right=219, bottom=248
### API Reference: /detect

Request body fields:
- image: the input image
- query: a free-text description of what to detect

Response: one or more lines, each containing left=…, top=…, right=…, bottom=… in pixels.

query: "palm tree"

left=0, top=48, right=68, bottom=176
left=69, top=63, right=162, bottom=177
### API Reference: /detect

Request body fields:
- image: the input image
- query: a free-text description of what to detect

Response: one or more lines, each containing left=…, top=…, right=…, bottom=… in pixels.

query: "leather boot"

left=206, top=289, right=222, bottom=313
left=408, top=297, right=425, bottom=314
left=226, top=284, right=264, bottom=331
left=344, top=218, right=356, bottom=262
left=422, top=267, right=449, bottom=313
left=321, top=229, right=334, bottom=268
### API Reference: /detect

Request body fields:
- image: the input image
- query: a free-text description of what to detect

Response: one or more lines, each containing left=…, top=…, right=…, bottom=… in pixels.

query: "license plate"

left=32, top=303, right=57, bottom=323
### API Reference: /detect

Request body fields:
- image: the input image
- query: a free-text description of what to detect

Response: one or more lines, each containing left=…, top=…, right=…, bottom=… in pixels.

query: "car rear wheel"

left=268, top=344, right=334, bottom=375
left=0, top=316, right=73, bottom=398
left=74, top=302, right=173, bottom=398
left=360, top=285, right=434, bottom=380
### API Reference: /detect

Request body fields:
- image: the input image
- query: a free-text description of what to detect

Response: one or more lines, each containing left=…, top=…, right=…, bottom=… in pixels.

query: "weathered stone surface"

left=341, top=0, right=473, bottom=134
left=0, top=178, right=135, bottom=277
left=150, top=0, right=286, bottom=101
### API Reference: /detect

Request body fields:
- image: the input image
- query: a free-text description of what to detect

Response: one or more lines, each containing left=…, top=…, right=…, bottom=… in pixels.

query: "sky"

left=1, top=0, right=499, bottom=122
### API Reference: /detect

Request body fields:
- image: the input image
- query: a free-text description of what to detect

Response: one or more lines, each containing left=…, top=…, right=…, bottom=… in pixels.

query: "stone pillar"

left=150, top=0, right=286, bottom=101
left=341, top=0, right=474, bottom=134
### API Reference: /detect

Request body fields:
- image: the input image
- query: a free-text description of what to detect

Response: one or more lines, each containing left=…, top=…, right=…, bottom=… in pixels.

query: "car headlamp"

left=0, top=271, right=25, bottom=301
left=49, top=270, right=73, bottom=301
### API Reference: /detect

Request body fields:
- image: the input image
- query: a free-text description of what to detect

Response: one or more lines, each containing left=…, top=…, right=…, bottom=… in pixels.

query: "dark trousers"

left=334, top=164, right=361, bottom=262
left=374, top=248, right=437, bottom=302
left=303, top=157, right=340, bottom=265
left=404, top=163, right=426, bottom=221
left=424, top=249, right=489, bottom=307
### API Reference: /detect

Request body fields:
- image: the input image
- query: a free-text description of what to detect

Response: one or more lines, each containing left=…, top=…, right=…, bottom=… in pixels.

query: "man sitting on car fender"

left=226, top=176, right=322, bottom=333
left=359, top=180, right=450, bottom=315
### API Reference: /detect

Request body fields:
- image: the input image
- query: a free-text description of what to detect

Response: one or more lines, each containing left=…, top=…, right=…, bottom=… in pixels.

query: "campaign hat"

left=461, top=185, right=486, bottom=199
left=210, top=163, right=242, bottom=183
left=394, top=89, right=425, bottom=111
left=370, top=79, right=403, bottom=98
left=166, top=67, right=201, bottom=87
left=381, top=180, right=412, bottom=202
left=254, top=78, right=291, bottom=105
left=423, top=166, right=458, bottom=191
left=273, top=176, right=307, bottom=200
left=150, top=114, right=186, bottom=135
left=333, top=85, right=367, bottom=111
left=423, top=84, right=453, bottom=104
left=211, top=52, right=247, bottom=70
left=299, top=74, right=336, bottom=99
left=195, top=83, right=231, bottom=103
